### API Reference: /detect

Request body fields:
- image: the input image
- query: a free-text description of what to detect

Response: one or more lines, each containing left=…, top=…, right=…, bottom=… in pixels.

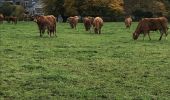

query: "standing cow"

left=7, top=16, right=17, bottom=24
left=67, top=16, right=79, bottom=29
left=46, top=15, right=57, bottom=36
left=133, top=17, right=168, bottom=40
left=34, top=15, right=57, bottom=37
left=0, top=14, right=4, bottom=24
left=83, top=16, right=94, bottom=32
left=125, top=16, right=132, bottom=29
left=93, top=17, right=103, bottom=34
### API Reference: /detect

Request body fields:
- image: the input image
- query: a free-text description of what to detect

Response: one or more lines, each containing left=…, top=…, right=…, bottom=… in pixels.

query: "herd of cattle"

left=0, top=14, right=17, bottom=24
left=0, top=13, right=169, bottom=40
left=67, top=16, right=103, bottom=34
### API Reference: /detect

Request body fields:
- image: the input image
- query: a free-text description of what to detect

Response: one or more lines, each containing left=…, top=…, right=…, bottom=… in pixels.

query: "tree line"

left=0, top=0, right=170, bottom=21
left=42, top=0, right=170, bottom=21
left=0, top=2, right=24, bottom=19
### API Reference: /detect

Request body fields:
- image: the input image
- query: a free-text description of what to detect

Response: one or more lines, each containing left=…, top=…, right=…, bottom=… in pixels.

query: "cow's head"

left=74, top=16, right=79, bottom=20
left=33, top=15, right=41, bottom=22
left=133, top=32, right=139, bottom=40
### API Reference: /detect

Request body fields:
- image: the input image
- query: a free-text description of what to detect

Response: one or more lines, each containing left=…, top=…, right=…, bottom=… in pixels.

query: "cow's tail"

left=95, top=19, right=100, bottom=33
left=54, top=18, right=56, bottom=33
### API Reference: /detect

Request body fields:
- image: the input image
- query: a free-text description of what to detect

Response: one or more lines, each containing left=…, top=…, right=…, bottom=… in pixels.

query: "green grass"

left=0, top=21, right=170, bottom=99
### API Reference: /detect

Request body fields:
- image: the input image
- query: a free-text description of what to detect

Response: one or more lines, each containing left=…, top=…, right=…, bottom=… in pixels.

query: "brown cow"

left=46, top=15, right=57, bottom=36
left=34, top=15, right=56, bottom=37
left=133, top=17, right=168, bottom=40
left=0, top=14, right=4, bottom=24
left=93, top=17, right=103, bottom=34
left=125, top=16, right=132, bottom=29
left=7, top=16, right=17, bottom=24
left=83, top=16, right=94, bottom=32
left=67, top=16, right=79, bottom=29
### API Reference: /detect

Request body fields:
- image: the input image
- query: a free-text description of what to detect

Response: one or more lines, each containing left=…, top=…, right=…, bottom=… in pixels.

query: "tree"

left=0, top=2, right=15, bottom=16
left=63, top=0, right=78, bottom=16
left=13, top=5, right=25, bottom=17
left=42, top=0, right=124, bottom=16
left=42, top=0, right=170, bottom=21
left=42, top=0, right=65, bottom=16
left=124, top=0, right=170, bottom=19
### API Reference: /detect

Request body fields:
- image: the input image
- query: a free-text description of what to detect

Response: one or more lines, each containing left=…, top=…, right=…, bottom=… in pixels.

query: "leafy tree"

left=0, top=2, right=15, bottom=16
left=42, top=0, right=124, bottom=16
left=42, top=0, right=170, bottom=21
left=124, top=0, right=170, bottom=19
left=63, top=0, right=78, bottom=16
left=13, top=5, right=25, bottom=17
left=42, top=0, right=65, bottom=16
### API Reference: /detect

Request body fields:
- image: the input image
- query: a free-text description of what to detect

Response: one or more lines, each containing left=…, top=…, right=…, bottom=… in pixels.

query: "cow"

left=7, top=16, right=17, bottom=24
left=83, top=16, right=94, bottom=32
left=67, top=16, right=79, bottom=29
left=93, top=17, right=103, bottom=34
left=0, top=14, right=4, bottom=24
left=34, top=15, right=57, bottom=37
left=133, top=17, right=168, bottom=40
left=46, top=15, right=57, bottom=36
left=125, top=16, right=132, bottom=29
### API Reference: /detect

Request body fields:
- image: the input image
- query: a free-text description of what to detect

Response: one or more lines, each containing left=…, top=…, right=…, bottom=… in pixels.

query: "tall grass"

left=0, top=21, right=170, bottom=99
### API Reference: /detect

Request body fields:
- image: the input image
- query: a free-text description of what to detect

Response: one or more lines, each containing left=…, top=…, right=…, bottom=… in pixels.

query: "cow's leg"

left=165, top=32, right=168, bottom=40
left=159, top=30, right=164, bottom=40
left=91, top=26, right=94, bottom=33
left=47, top=28, right=51, bottom=37
left=75, top=24, right=77, bottom=30
left=53, top=29, right=57, bottom=37
left=39, top=26, right=42, bottom=37
left=159, top=33, right=163, bottom=40
left=71, top=24, right=74, bottom=29
left=40, top=32, right=42, bottom=37
left=54, top=29, right=57, bottom=37
left=143, top=33, right=146, bottom=40
left=53, top=26, right=56, bottom=37
left=38, top=27, right=41, bottom=37
left=164, top=30, right=168, bottom=40
left=40, top=30, right=42, bottom=37
left=89, top=27, right=92, bottom=33
left=42, top=28, right=45, bottom=36
left=47, top=30, right=50, bottom=37
left=47, top=27, right=50, bottom=35
left=147, top=32, right=151, bottom=40
left=99, top=29, right=101, bottom=34
left=50, top=32, right=52, bottom=37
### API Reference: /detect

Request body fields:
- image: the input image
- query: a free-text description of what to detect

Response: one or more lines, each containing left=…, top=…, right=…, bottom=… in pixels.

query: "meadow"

left=0, top=21, right=170, bottom=99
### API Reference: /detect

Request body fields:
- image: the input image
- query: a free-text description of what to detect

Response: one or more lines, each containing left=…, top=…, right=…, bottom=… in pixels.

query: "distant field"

left=0, top=21, right=170, bottom=99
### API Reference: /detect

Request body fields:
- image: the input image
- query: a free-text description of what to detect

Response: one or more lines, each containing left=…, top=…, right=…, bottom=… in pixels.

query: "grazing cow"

left=83, top=16, right=94, bottom=32
left=125, top=16, right=132, bottom=29
left=93, top=17, right=103, bottom=34
left=0, top=14, right=4, bottom=24
left=67, top=16, right=79, bottom=29
left=133, top=17, right=168, bottom=40
left=34, top=15, right=57, bottom=37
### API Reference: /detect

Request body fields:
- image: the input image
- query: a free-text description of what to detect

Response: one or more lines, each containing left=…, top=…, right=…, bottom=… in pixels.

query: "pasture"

left=0, top=21, right=170, bottom=99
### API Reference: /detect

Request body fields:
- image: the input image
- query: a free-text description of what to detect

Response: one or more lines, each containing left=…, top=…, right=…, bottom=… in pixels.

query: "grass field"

left=0, top=21, right=170, bottom=99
